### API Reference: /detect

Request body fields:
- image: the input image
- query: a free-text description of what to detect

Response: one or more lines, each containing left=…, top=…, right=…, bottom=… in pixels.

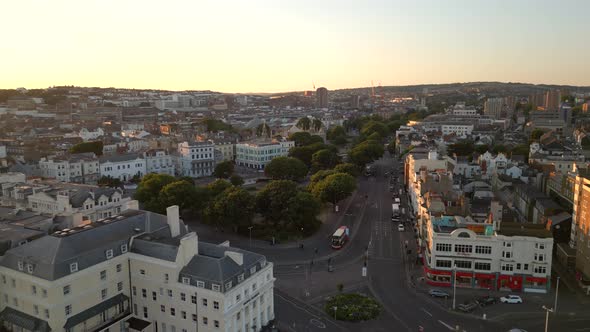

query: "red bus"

left=331, top=226, right=350, bottom=249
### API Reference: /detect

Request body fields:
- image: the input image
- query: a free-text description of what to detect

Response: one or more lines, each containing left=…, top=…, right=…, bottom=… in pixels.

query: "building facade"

left=177, top=141, right=216, bottom=178
left=316, top=87, right=328, bottom=109
left=39, top=154, right=100, bottom=184
left=0, top=206, right=275, bottom=332
left=99, top=154, right=146, bottom=182
left=144, top=149, right=175, bottom=176
left=235, top=140, right=294, bottom=170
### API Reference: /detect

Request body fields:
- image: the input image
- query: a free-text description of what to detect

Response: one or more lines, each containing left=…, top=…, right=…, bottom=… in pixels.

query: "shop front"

left=424, top=265, right=452, bottom=287
left=455, top=271, right=473, bottom=288
left=497, top=274, right=522, bottom=291
left=523, top=276, right=548, bottom=293
left=474, top=273, right=495, bottom=290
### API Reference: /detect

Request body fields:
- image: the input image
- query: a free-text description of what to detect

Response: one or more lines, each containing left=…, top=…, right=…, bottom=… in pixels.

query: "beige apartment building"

left=0, top=206, right=275, bottom=332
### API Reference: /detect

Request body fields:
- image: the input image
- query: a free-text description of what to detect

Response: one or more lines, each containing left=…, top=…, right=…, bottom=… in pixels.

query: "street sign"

left=362, top=266, right=367, bottom=277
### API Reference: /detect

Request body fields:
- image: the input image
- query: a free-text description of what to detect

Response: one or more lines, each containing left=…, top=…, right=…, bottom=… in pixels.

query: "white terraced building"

left=0, top=205, right=275, bottom=332
left=235, top=140, right=294, bottom=170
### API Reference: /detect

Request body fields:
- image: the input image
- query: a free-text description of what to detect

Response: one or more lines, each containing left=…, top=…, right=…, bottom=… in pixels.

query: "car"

left=398, top=224, right=405, bottom=231
left=428, top=289, right=449, bottom=298
left=457, top=302, right=478, bottom=313
left=391, top=216, right=400, bottom=222
left=476, top=296, right=497, bottom=307
left=500, top=295, right=522, bottom=304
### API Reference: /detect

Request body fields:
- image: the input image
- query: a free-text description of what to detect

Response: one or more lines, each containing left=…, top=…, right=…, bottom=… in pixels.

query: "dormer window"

left=237, top=274, right=244, bottom=283
left=70, top=262, right=78, bottom=273
left=121, top=244, right=128, bottom=253
left=17, top=261, right=24, bottom=271
left=182, top=277, right=190, bottom=285
left=27, top=264, right=34, bottom=274
left=196, top=281, right=205, bottom=288
left=212, top=284, right=220, bottom=292
left=105, top=249, right=114, bottom=259
left=250, top=266, right=257, bottom=275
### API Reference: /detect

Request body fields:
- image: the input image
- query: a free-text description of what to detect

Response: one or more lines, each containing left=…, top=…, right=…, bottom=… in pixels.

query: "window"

left=100, top=270, right=106, bottom=280
left=250, top=266, right=257, bottom=274
left=475, top=246, right=492, bottom=255
left=31, top=285, right=37, bottom=295
left=225, top=281, right=233, bottom=290
left=535, top=253, right=545, bottom=262
left=63, top=285, right=70, bottom=296
left=435, top=260, right=452, bottom=268
left=196, top=281, right=205, bottom=288
left=70, top=262, right=78, bottom=273
left=34, top=305, right=39, bottom=315
left=140, top=269, right=146, bottom=275
left=524, top=264, right=529, bottom=271
left=65, top=305, right=72, bottom=316
left=203, top=317, right=208, bottom=325
left=454, top=260, right=471, bottom=269
left=121, top=244, right=128, bottom=253
left=180, top=293, right=186, bottom=301
left=18, top=261, right=24, bottom=270
left=106, top=249, right=114, bottom=259
left=534, top=266, right=547, bottom=274
left=161, top=305, right=166, bottom=312
left=238, top=274, right=244, bottom=283
left=191, top=295, right=197, bottom=304
left=454, top=244, right=472, bottom=253
left=503, top=241, right=512, bottom=248
left=165, top=273, right=169, bottom=283
left=237, top=312, right=241, bottom=320
left=117, top=282, right=123, bottom=292
left=202, top=298, right=208, bottom=306
left=170, top=308, right=176, bottom=316
left=27, top=264, right=34, bottom=274
left=44, top=309, right=49, bottom=319
left=181, top=311, right=187, bottom=319
left=502, top=251, right=512, bottom=259
left=42, top=289, right=47, bottom=298
left=182, top=277, right=190, bottom=285
left=142, top=289, right=147, bottom=298
left=214, top=320, right=220, bottom=328
left=501, top=263, right=514, bottom=272
left=252, top=283, right=257, bottom=291
left=143, top=306, right=148, bottom=319
left=161, top=323, right=167, bottom=332
left=435, top=243, right=452, bottom=252
left=212, top=284, right=220, bottom=292
left=152, top=291, right=157, bottom=301
left=167, top=289, right=173, bottom=297
left=132, top=286, right=137, bottom=296
left=101, top=289, right=107, bottom=299
left=192, top=314, right=197, bottom=322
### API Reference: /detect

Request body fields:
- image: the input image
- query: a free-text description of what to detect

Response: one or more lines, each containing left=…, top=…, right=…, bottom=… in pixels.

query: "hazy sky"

left=1, top=0, right=589, bottom=92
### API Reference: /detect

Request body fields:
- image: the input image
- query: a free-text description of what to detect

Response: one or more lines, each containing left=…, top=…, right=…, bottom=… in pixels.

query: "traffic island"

left=324, top=293, right=382, bottom=321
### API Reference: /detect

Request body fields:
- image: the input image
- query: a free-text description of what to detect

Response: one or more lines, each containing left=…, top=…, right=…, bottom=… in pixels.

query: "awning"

left=526, top=276, right=547, bottom=283
left=0, top=307, right=51, bottom=332
left=474, top=273, right=495, bottom=279
left=64, top=294, right=128, bottom=329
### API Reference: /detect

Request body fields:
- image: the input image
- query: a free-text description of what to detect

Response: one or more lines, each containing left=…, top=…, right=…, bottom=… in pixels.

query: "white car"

left=500, top=295, right=522, bottom=304
left=397, top=224, right=405, bottom=231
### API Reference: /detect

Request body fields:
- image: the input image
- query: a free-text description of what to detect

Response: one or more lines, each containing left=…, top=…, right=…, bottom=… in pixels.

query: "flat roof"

left=497, top=222, right=552, bottom=238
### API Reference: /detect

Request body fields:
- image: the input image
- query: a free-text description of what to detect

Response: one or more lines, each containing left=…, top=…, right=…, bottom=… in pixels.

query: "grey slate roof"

left=179, top=242, right=266, bottom=293
left=0, top=307, right=51, bottom=332
left=0, top=210, right=169, bottom=281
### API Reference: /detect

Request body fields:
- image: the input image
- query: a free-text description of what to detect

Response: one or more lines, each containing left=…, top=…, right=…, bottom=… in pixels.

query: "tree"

left=289, top=132, right=323, bottom=146
left=203, top=118, right=233, bottom=132
left=230, top=174, right=245, bottom=186
left=264, top=156, right=308, bottom=181
left=213, top=161, right=234, bottom=179
left=135, top=174, right=176, bottom=212
left=492, top=145, right=508, bottom=154
left=158, top=180, right=198, bottom=212
left=296, top=117, right=311, bottom=131
left=312, top=118, right=323, bottom=132
left=474, top=144, right=489, bottom=154
left=530, top=129, right=545, bottom=140
left=312, top=173, right=356, bottom=208
left=360, top=121, right=388, bottom=138
left=206, top=187, right=255, bottom=230
left=309, top=169, right=336, bottom=190
left=70, top=141, right=103, bottom=156
left=287, top=191, right=321, bottom=232
left=206, top=179, right=232, bottom=197
left=582, top=137, right=590, bottom=149
left=327, top=125, right=346, bottom=141
left=348, top=140, right=384, bottom=166
left=447, top=141, right=475, bottom=157
left=334, top=163, right=359, bottom=177
left=98, top=176, right=122, bottom=188
left=311, top=149, right=341, bottom=172
left=367, top=132, right=382, bottom=142
left=256, top=180, right=299, bottom=225
left=386, top=140, right=396, bottom=154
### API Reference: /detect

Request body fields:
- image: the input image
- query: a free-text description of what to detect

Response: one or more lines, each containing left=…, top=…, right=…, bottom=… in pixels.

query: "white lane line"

left=438, top=320, right=455, bottom=330
left=420, top=308, right=433, bottom=317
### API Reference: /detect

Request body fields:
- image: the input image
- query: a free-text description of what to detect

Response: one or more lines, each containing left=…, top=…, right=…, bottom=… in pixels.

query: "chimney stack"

left=166, top=205, right=180, bottom=237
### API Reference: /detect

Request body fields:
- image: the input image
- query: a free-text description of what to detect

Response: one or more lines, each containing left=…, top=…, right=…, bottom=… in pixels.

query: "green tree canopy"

left=360, top=121, right=389, bottom=138
left=97, top=176, right=122, bottom=188
left=312, top=118, right=323, bottom=132
left=135, top=174, right=176, bottom=212
left=206, top=187, right=255, bottom=230
left=530, top=128, right=546, bottom=140
left=348, top=140, right=384, bottom=166
left=213, top=160, right=235, bottom=179
left=256, top=180, right=299, bottom=225
left=289, top=132, right=323, bottom=146
left=158, top=180, right=199, bottom=213
left=311, top=149, right=341, bottom=172
left=70, top=141, right=103, bottom=156
left=296, top=117, right=311, bottom=131
left=203, top=118, right=233, bottom=132
left=326, top=125, right=347, bottom=142
left=311, top=173, right=356, bottom=206
left=334, top=163, right=359, bottom=177
left=265, top=156, right=308, bottom=181
left=287, top=191, right=321, bottom=232
left=206, top=179, right=233, bottom=197
left=447, top=141, right=475, bottom=157
left=474, top=144, right=489, bottom=154
left=230, top=174, right=245, bottom=186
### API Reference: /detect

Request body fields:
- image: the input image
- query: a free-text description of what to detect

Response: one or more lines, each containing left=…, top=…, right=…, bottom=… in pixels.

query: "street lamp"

left=248, top=226, right=253, bottom=247
left=333, top=306, right=337, bottom=320
left=554, top=276, right=560, bottom=314
left=452, top=264, right=457, bottom=310
left=542, top=305, right=554, bottom=332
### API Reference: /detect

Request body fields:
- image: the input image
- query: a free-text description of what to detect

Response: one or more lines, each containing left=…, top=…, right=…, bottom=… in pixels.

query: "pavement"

left=190, top=152, right=590, bottom=332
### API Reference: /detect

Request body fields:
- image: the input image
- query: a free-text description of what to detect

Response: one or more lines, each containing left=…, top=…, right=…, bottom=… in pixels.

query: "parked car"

left=457, top=302, right=478, bottom=313
left=391, top=216, right=400, bottom=222
left=476, top=296, right=497, bottom=307
left=398, top=224, right=405, bottom=231
left=500, top=295, right=522, bottom=304
left=428, top=289, right=449, bottom=298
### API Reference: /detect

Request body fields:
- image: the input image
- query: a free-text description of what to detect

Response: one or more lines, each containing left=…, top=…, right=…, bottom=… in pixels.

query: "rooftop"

left=497, top=222, right=552, bottom=238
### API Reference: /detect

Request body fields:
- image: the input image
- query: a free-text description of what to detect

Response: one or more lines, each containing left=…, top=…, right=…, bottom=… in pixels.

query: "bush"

left=324, top=293, right=381, bottom=321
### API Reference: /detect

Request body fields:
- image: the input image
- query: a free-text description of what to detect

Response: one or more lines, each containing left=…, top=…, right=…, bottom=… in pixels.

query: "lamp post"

left=554, top=276, right=560, bottom=314
left=248, top=226, right=253, bottom=247
left=333, top=306, right=337, bottom=320
left=452, top=264, right=457, bottom=310
left=542, top=305, right=554, bottom=332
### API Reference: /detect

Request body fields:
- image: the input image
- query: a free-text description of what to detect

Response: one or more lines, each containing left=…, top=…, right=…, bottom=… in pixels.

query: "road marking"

left=438, top=320, right=455, bottom=330
left=420, top=308, right=433, bottom=317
